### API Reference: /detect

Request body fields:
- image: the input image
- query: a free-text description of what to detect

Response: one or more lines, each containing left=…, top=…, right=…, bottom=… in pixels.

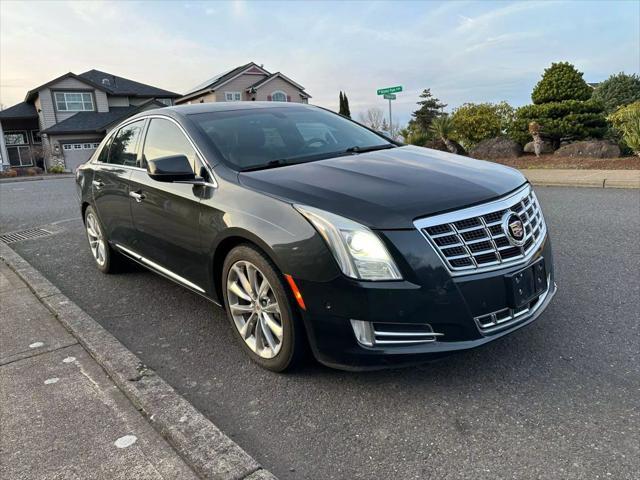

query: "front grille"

left=414, top=185, right=547, bottom=275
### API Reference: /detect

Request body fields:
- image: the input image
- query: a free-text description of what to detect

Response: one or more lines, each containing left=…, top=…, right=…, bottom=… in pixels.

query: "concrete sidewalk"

left=0, top=262, right=199, bottom=480
left=522, top=169, right=640, bottom=188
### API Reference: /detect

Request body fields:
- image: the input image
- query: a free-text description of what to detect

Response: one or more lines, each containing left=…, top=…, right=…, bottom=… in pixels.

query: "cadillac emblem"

left=502, top=211, right=526, bottom=246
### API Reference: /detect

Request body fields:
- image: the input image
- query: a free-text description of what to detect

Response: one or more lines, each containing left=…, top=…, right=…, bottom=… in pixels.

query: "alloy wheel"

left=85, top=212, right=106, bottom=267
left=227, top=260, right=284, bottom=359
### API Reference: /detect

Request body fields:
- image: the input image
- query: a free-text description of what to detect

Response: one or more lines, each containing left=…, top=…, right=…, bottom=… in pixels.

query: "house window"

left=54, top=92, right=94, bottom=111
left=225, top=92, right=242, bottom=102
left=73, top=144, right=83, bottom=150
left=4, top=131, right=28, bottom=145
left=92, top=143, right=101, bottom=148
left=157, top=98, right=173, bottom=106
left=63, top=144, right=72, bottom=150
left=83, top=143, right=92, bottom=149
left=270, top=91, right=287, bottom=102
left=31, top=130, right=42, bottom=144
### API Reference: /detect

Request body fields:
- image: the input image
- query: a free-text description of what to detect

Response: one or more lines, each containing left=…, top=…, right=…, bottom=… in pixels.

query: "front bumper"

left=295, top=230, right=556, bottom=371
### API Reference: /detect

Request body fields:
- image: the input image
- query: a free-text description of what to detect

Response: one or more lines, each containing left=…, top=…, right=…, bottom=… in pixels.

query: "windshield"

left=189, top=106, right=393, bottom=171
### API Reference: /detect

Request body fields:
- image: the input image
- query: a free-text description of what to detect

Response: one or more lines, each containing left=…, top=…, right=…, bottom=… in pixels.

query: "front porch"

left=0, top=103, right=44, bottom=171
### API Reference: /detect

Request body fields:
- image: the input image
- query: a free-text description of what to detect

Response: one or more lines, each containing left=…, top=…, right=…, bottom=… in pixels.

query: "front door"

left=128, top=117, right=207, bottom=290
left=92, top=124, right=143, bottom=248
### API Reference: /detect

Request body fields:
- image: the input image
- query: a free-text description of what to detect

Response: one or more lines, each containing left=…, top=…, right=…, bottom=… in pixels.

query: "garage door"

left=62, top=142, right=100, bottom=171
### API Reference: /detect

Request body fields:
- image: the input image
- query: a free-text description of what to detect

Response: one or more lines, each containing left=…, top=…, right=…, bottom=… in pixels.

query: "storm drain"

left=0, top=228, right=53, bottom=244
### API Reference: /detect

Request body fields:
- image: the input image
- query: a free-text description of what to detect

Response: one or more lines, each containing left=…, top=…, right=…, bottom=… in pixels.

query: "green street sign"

left=383, top=93, right=396, bottom=100
left=377, top=86, right=403, bottom=95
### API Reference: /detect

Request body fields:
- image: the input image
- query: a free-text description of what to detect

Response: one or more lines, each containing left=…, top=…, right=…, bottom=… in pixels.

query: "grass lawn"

left=489, top=154, right=640, bottom=170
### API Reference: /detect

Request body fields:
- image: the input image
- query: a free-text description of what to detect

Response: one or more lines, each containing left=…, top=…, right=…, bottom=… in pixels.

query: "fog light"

left=350, top=319, right=375, bottom=347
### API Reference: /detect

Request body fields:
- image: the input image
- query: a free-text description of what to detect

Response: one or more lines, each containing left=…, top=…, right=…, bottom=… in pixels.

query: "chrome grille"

left=414, top=185, right=547, bottom=275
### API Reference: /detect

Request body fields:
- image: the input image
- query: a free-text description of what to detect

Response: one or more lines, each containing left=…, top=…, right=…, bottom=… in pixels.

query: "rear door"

left=128, top=117, right=207, bottom=290
left=92, top=120, right=145, bottom=247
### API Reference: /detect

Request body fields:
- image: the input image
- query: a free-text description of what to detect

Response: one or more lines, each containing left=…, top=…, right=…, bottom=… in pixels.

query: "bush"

left=592, top=73, right=640, bottom=113
left=451, top=102, right=514, bottom=148
left=609, top=101, right=640, bottom=156
left=509, top=99, right=607, bottom=145
left=531, top=62, right=592, bottom=104
left=0, top=168, right=18, bottom=178
left=48, top=164, right=66, bottom=174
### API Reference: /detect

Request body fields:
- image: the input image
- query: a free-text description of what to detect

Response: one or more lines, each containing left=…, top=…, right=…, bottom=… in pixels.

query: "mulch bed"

left=487, top=154, right=640, bottom=170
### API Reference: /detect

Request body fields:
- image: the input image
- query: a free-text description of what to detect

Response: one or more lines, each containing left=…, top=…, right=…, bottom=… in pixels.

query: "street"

left=1, top=178, right=639, bottom=479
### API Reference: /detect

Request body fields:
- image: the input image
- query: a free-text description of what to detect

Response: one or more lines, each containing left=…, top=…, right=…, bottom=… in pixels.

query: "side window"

left=108, top=120, right=144, bottom=166
left=141, top=118, right=199, bottom=173
left=96, top=135, right=114, bottom=163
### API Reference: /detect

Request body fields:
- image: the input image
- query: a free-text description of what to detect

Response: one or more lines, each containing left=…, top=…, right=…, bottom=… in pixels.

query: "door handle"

left=92, top=180, right=104, bottom=189
left=129, top=191, right=146, bottom=203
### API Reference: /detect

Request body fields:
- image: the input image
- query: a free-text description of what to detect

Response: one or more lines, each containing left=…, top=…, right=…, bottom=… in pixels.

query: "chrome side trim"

left=113, top=243, right=205, bottom=293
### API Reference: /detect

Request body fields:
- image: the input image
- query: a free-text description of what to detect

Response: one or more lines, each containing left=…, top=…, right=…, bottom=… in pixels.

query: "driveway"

left=2, top=178, right=639, bottom=479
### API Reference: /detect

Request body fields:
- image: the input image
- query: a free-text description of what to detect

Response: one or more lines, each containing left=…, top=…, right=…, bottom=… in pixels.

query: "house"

left=176, top=62, right=311, bottom=105
left=0, top=70, right=180, bottom=172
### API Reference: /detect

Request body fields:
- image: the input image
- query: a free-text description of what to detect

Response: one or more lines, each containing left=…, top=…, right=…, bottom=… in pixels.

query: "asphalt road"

left=2, top=178, right=639, bottom=479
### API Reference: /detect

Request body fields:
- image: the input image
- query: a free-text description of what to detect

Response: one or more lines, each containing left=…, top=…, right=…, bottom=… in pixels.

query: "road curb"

left=0, top=174, right=75, bottom=183
left=0, top=242, right=277, bottom=480
left=521, top=169, right=640, bottom=189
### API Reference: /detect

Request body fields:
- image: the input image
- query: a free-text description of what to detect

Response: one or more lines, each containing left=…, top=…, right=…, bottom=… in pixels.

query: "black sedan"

left=76, top=102, right=556, bottom=371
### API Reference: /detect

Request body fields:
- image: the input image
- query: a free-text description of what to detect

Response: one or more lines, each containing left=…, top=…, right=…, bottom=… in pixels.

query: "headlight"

left=294, top=205, right=402, bottom=281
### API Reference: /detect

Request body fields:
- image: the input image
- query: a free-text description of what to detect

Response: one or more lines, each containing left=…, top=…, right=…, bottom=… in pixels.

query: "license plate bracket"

left=505, top=258, right=547, bottom=309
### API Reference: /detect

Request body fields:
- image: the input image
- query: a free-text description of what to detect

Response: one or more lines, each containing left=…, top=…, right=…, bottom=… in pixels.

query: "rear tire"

left=222, top=244, right=305, bottom=372
left=84, top=205, right=124, bottom=274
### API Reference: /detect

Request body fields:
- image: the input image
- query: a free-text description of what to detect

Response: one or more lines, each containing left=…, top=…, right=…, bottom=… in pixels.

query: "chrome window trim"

left=414, top=184, right=547, bottom=276
left=92, top=114, right=218, bottom=188
left=113, top=243, right=205, bottom=293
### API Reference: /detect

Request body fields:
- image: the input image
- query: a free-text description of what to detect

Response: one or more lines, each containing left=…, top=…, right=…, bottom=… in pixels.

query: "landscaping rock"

left=470, top=137, right=522, bottom=160
left=424, top=138, right=467, bottom=155
left=554, top=140, right=621, bottom=158
left=524, top=140, right=555, bottom=154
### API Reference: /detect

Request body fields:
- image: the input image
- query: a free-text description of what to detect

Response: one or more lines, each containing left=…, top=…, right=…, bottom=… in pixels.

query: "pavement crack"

left=0, top=342, right=78, bottom=367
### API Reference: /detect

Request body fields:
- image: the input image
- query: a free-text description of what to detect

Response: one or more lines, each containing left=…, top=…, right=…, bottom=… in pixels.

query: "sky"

left=1, top=0, right=639, bottom=125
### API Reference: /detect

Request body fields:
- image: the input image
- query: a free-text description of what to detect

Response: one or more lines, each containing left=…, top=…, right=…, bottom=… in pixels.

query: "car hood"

left=238, top=145, right=527, bottom=229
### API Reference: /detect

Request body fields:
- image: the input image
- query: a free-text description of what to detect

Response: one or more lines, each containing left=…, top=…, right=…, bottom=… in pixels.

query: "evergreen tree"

left=411, top=89, right=447, bottom=132
left=343, top=92, right=351, bottom=118
left=339, top=91, right=345, bottom=115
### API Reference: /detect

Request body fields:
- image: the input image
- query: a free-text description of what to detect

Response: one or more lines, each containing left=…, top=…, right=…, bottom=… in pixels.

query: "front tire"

left=84, top=205, right=122, bottom=274
left=222, top=245, right=304, bottom=372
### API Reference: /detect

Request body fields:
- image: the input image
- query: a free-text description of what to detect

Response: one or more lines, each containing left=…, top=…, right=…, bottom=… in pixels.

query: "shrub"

left=451, top=102, right=514, bottom=148
left=592, top=73, right=640, bottom=113
left=509, top=99, right=607, bottom=145
left=609, top=101, right=640, bottom=156
left=531, top=62, right=592, bottom=104
left=0, top=168, right=18, bottom=178
left=48, top=164, right=66, bottom=174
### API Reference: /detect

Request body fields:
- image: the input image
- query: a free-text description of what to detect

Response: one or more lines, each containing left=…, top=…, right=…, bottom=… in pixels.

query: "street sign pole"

left=388, top=98, right=392, bottom=137
left=378, top=87, right=402, bottom=137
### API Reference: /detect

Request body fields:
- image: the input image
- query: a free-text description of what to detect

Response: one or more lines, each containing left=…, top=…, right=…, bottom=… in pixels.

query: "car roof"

left=163, top=101, right=316, bottom=116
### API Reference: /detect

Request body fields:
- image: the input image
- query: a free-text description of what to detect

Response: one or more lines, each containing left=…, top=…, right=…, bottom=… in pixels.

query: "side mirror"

left=146, top=155, right=195, bottom=182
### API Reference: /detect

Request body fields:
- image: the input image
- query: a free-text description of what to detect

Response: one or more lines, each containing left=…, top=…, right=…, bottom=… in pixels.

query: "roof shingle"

left=79, top=69, right=180, bottom=98
left=0, top=101, right=38, bottom=119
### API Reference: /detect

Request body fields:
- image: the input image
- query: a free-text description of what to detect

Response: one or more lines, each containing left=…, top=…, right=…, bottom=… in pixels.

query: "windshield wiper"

left=345, top=144, right=397, bottom=154
left=241, top=159, right=292, bottom=172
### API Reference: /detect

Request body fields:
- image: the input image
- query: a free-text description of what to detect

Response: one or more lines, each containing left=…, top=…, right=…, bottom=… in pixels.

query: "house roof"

left=247, top=72, right=310, bottom=98
left=0, top=101, right=38, bottom=119
left=41, top=100, right=162, bottom=135
left=182, top=62, right=268, bottom=97
left=25, top=70, right=180, bottom=102
left=79, top=69, right=181, bottom=98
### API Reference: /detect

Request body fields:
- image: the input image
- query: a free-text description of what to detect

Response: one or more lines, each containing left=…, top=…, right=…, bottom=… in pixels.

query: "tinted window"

left=142, top=118, right=199, bottom=173
left=189, top=106, right=390, bottom=171
left=96, top=135, right=114, bottom=163
left=108, top=120, right=144, bottom=166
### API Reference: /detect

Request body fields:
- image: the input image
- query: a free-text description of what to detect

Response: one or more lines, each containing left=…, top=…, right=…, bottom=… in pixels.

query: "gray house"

left=0, top=70, right=180, bottom=172
left=177, top=62, right=311, bottom=105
